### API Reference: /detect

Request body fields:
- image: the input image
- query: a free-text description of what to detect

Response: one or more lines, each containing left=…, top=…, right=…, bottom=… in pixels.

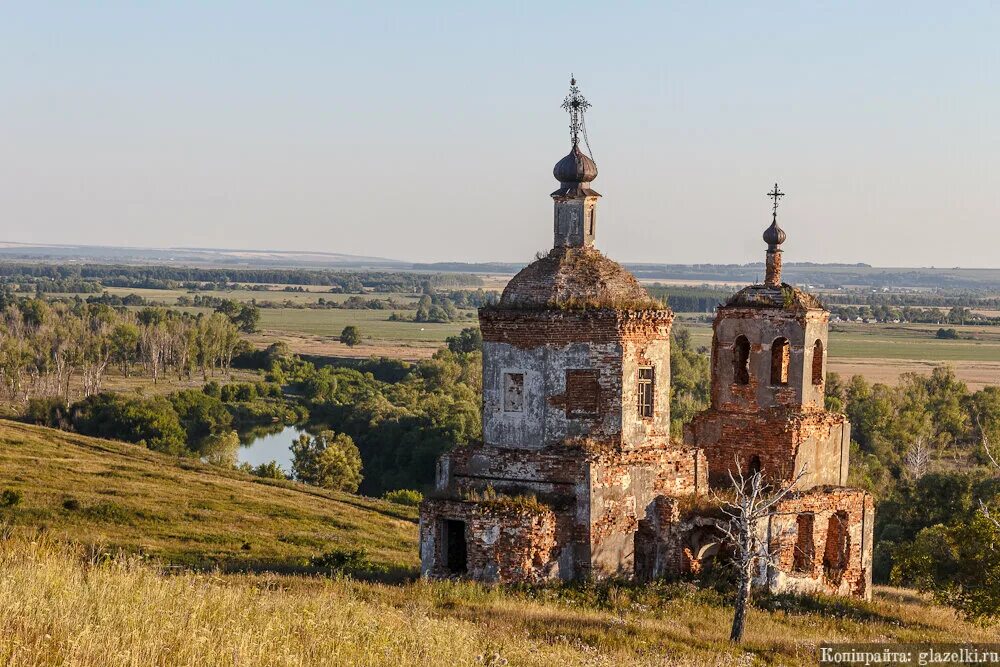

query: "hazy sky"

left=2, top=3, right=998, bottom=266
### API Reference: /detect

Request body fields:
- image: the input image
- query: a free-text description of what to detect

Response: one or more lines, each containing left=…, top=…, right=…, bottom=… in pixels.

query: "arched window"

left=748, top=454, right=762, bottom=477
left=770, top=337, right=790, bottom=386
left=811, top=339, right=824, bottom=386
left=793, top=513, right=815, bottom=573
left=733, top=335, right=750, bottom=385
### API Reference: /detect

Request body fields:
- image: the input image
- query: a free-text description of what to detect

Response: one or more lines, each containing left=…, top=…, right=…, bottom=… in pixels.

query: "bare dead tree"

left=904, top=438, right=930, bottom=480
left=714, top=460, right=808, bottom=643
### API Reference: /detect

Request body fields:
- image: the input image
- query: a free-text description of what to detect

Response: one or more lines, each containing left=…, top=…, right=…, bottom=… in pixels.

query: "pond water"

left=237, top=424, right=309, bottom=470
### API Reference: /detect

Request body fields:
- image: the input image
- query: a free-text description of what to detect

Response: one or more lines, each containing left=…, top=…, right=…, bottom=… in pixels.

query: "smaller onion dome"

left=763, top=217, right=786, bottom=250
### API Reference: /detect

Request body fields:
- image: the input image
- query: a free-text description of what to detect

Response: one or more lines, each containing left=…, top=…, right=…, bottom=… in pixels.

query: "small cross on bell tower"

left=763, top=183, right=788, bottom=287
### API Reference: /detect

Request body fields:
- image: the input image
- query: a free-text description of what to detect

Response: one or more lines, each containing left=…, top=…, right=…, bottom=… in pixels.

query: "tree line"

left=0, top=296, right=245, bottom=403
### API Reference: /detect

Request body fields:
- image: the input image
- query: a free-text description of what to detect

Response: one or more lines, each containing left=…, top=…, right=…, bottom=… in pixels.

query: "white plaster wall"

left=482, top=340, right=622, bottom=448
left=621, top=337, right=671, bottom=446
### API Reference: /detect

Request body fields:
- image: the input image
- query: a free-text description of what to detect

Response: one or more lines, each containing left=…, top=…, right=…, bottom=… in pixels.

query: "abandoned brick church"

left=418, top=80, right=874, bottom=600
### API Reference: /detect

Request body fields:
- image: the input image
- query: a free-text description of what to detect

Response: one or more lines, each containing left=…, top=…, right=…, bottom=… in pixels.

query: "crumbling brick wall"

left=419, top=498, right=559, bottom=584
left=761, top=487, right=874, bottom=600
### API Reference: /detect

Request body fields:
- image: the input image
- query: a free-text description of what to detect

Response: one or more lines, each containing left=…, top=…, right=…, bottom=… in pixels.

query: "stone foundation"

left=419, top=498, right=559, bottom=584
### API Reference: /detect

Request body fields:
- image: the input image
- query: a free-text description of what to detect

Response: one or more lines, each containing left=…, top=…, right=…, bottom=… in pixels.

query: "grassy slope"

left=0, top=420, right=418, bottom=573
left=0, top=421, right=996, bottom=666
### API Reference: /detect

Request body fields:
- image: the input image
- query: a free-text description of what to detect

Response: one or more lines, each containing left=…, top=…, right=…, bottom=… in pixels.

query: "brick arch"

left=811, top=339, right=824, bottom=386
left=770, top=337, right=790, bottom=386
left=823, top=511, right=850, bottom=586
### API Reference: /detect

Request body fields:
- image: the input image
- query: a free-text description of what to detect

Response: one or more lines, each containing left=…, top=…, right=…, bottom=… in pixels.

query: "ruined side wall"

left=761, top=487, right=874, bottom=600
left=438, top=444, right=589, bottom=578
left=685, top=408, right=849, bottom=488
left=711, top=308, right=828, bottom=412
left=420, top=498, right=559, bottom=584
left=588, top=444, right=707, bottom=578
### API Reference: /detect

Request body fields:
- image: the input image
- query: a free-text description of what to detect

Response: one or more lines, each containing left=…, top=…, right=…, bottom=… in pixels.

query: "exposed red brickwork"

left=686, top=407, right=849, bottom=487
left=565, top=369, right=601, bottom=417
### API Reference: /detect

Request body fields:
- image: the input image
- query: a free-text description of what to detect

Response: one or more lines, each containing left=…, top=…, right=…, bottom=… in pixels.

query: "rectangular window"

left=637, top=367, right=654, bottom=418
left=565, top=369, right=600, bottom=418
left=503, top=372, right=524, bottom=412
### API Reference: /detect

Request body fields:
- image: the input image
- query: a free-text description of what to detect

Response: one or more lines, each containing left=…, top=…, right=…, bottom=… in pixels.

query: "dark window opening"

left=811, top=340, right=824, bottom=386
left=733, top=335, right=751, bottom=385
left=566, top=369, right=600, bottom=418
left=637, top=367, right=654, bottom=418
left=588, top=208, right=596, bottom=236
left=822, top=511, right=850, bottom=586
left=770, top=337, right=790, bottom=386
left=748, top=454, right=762, bottom=477
left=444, top=519, right=467, bottom=574
left=503, top=372, right=524, bottom=412
left=793, top=513, right=815, bottom=573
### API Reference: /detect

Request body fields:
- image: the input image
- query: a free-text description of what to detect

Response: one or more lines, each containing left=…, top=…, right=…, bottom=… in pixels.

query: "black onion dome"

left=553, top=144, right=598, bottom=184
left=763, top=218, right=786, bottom=248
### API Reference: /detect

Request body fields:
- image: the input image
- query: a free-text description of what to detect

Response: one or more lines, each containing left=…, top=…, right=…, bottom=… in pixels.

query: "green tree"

left=70, top=393, right=187, bottom=455
left=669, top=326, right=710, bottom=439
left=198, top=430, right=240, bottom=467
left=892, top=513, right=1000, bottom=621
left=339, top=325, right=362, bottom=347
left=446, top=327, right=482, bottom=354
left=291, top=430, right=363, bottom=492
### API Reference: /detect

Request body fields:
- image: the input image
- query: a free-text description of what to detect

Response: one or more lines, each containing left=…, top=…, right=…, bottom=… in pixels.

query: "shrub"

left=383, top=489, right=423, bottom=506
left=310, top=548, right=374, bottom=573
left=339, top=325, right=361, bottom=347
left=24, top=397, right=71, bottom=429
left=168, top=390, right=233, bottom=442
left=250, top=460, right=287, bottom=480
left=197, top=430, right=241, bottom=467
left=936, top=328, right=960, bottom=340
left=0, top=489, right=22, bottom=507
left=62, top=497, right=81, bottom=511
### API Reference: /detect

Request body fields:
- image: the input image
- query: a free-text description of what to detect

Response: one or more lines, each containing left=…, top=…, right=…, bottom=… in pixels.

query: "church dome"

left=553, top=144, right=598, bottom=185
left=499, top=247, right=662, bottom=310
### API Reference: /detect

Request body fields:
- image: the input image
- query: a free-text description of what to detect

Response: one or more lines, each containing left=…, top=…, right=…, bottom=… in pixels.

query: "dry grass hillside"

left=0, top=421, right=995, bottom=666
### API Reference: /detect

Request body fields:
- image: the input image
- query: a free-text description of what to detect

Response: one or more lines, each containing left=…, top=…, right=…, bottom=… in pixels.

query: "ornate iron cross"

left=561, top=75, right=590, bottom=147
left=767, top=183, right=785, bottom=216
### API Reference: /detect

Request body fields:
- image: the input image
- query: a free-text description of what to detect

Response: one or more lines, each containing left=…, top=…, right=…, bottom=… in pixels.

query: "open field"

left=0, top=422, right=994, bottom=666
left=0, top=421, right=417, bottom=571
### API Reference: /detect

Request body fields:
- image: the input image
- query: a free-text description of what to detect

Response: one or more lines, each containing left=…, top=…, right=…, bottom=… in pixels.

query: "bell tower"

left=552, top=77, right=600, bottom=249
left=685, top=185, right=850, bottom=489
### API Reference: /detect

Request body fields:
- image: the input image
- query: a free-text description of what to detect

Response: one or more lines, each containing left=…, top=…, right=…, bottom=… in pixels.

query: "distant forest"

left=0, top=263, right=482, bottom=293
